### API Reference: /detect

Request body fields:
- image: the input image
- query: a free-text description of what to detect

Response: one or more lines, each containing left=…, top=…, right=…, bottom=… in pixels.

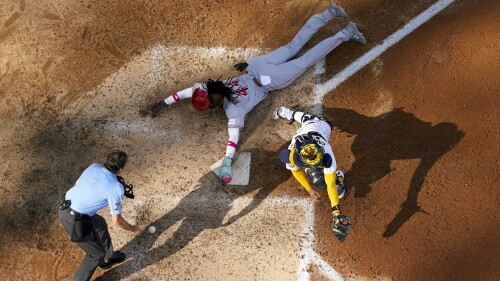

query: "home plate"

left=210, top=152, right=251, bottom=185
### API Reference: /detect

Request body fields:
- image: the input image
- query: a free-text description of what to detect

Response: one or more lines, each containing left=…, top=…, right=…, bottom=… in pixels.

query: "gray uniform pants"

left=247, top=9, right=350, bottom=91
left=58, top=208, right=115, bottom=281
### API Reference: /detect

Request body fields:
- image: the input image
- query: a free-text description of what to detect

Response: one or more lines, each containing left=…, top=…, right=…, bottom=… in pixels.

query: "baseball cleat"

left=344, top=22, right=366, bottom=44
left=327, top=2, right=348, bottom=18
left=336, top=170, right=345, bottom=199
left=273, top=106, right=294, bottom=120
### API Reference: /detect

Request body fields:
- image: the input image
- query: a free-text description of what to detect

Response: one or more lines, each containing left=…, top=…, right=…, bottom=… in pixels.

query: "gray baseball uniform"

left=223, top=9, right=350, bottom=128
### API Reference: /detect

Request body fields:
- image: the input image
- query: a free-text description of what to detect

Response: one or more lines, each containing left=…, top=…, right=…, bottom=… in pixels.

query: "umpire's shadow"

left=323, top=107, right=464, bottom=237
left=95, top=144, right=290, bottom=280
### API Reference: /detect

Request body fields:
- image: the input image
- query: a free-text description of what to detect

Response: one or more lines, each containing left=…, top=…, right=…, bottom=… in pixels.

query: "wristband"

left=227, top=141, right=238, bottom=149
left=331, top=205, right=341, bottom=215
left=172, top=92, right=180, bottom=102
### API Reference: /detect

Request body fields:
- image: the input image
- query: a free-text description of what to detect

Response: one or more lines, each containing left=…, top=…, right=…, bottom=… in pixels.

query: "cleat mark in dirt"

left=0, top=25, right=17, bottom=44
left=4, top=11, right=21, bottom=28
left=42, top=57, right=55, bottom=77
left=43, top=12, right=62, bottom=21
left=104, top=38, right=126, bottom=60
left=0, top=61, right=10, bottom=82
left=81, top=26, right=89, bottom=41
left=19, top=0, right=26, bottom=12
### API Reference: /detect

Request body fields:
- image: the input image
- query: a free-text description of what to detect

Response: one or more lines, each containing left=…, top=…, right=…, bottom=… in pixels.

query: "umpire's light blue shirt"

left=65, top=163, right=124, bottom=216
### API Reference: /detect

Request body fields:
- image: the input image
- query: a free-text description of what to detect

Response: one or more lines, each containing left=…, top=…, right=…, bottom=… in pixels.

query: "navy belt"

left=68, top=208, right=91, bottom=221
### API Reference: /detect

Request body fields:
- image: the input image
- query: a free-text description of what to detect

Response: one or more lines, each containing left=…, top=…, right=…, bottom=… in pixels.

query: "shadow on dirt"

left=0, top=114, right=104, bottom=252
left=95, top=143, right=290, bottom=280
left=323, top=107, right=464, bottom=237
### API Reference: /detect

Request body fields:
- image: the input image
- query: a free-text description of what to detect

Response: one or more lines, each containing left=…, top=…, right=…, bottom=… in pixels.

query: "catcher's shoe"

left=337, top=183, right=345, bottom=199
left=327, top=2, right=348, bottom=18
left=344, top=22, right=366, bottom=44
left=336, top=170, right=345, bottom=199
left=273, top=106, right=294, bottom=120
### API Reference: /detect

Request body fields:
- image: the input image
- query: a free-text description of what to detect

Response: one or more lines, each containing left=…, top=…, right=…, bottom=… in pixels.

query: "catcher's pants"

left=247, top=9, right=350, bottom=91
left=58, top=208, right=114, bottom=281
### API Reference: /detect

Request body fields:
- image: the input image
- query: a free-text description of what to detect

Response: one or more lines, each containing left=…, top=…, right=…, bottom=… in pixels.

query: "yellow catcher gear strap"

left=289, top=148, right=296, bottom=166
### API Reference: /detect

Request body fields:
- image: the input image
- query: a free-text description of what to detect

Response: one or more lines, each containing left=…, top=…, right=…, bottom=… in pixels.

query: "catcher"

left=274, top=106, right=352, bottom=242
left=148, top=3, right=366, bottom=184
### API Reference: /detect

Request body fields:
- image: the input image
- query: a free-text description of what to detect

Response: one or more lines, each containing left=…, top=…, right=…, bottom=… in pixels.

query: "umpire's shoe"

left=98, top=251, right=126, bottom=269
left=327, top=2, right=348, bottom=18
left=344, top=22, right=366, bottom=44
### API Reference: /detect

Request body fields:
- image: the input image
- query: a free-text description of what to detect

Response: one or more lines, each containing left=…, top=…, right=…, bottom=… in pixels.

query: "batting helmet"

left=295, top=134, right=324, bottom=167
left=192, top=88, right=211, bottom=111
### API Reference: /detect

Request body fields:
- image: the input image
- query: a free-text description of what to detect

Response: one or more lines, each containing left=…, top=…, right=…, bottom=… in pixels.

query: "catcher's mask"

left=295, top=134, right=324, bottom=167
left=192, top=88, right=211, bottom=111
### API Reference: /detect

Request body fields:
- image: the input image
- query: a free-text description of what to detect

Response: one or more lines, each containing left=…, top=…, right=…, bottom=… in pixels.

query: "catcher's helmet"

left=295, top=134, right=324, bottom=167
left=192, top=88, right=211, bottom=111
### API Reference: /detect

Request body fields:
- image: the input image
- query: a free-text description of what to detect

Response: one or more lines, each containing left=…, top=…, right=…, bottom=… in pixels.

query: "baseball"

left=147, top=225, right=156, bottom=234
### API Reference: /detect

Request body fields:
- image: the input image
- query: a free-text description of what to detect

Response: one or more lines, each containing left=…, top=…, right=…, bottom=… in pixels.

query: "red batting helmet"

left=192, top=88, right=211, bottom=111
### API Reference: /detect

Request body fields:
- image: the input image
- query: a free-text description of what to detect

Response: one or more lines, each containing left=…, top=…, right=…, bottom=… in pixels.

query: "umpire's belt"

left=60, top=199, right=91, bottom=221
left=69, top=209, right=91, bottom=221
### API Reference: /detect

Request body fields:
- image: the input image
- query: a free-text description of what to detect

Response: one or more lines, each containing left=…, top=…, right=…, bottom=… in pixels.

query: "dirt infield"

left=0, top=0, right=498, bottom=280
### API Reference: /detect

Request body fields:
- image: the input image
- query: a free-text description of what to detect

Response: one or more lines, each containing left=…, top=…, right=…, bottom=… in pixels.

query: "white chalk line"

left=313, top=0, right=457, bottom=114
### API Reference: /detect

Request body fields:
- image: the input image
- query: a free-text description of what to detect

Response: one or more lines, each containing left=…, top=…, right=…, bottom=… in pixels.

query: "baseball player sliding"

left=274, top=106, right=351, bottom=242
left=150, top=3, right=366, bottom=184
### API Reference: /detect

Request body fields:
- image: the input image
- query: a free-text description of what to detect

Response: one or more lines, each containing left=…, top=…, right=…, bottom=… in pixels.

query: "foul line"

left=313, top=0, right=456, bottom=113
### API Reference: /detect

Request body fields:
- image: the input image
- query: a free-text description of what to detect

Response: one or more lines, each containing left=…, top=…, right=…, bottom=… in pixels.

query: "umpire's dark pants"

left=58, top=208, right=115, bottom=281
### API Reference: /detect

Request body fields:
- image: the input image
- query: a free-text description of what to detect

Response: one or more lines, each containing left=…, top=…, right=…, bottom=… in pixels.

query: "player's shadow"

left=95, top=144, right=290, bottom=280
left=323, top=107, right=464, bottom=237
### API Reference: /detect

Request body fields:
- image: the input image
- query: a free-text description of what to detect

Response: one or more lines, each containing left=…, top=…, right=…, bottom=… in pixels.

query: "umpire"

left=58, top=150, right=143, bottom=281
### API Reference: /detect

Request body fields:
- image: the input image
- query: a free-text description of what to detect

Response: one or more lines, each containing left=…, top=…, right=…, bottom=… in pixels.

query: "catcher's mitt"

left=332, top=213, right=352, bottom=242
left=117, top=176, right=135, bottom=199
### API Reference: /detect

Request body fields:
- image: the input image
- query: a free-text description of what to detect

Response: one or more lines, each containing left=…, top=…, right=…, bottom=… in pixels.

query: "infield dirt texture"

left=0, top=0, right=498, bottom=280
